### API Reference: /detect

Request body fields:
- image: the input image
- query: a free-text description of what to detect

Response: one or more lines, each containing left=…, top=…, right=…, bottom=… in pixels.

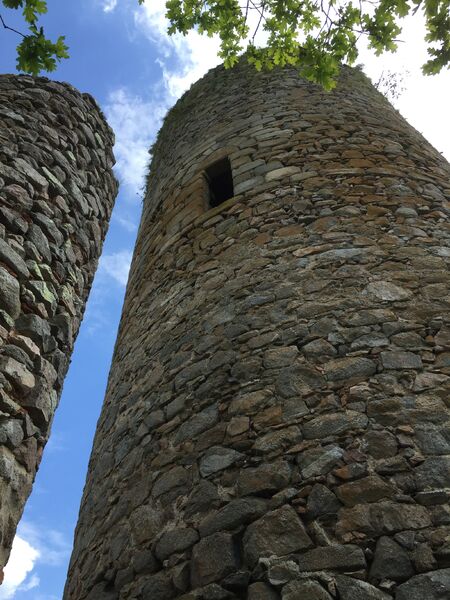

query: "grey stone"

left=27, top=223, right=51, bottom=262
left=299, top=445, right=344, bottom=479
left=221, top=569, right=250, bottom=591
left=415, top=456, right=450, bottom=489
left=413, top=372, right=449, bottom=392
left=243, top=504, right=312, bottom=567
left=2, top=184, right=33, bottom=209
left=191, top=532, right=239, bottom=587
left=130, top=505, right=164, bottom=545
left=266, top=166, right=300, bottom=181
left=351, top=332, right=389, bottom=350
left=335, top=475, right=394, bottom=507
left=15, top=313, right=51, bottom=345
left=13, top=157, right=48, bottom=190
left=282, top=397, right=309, bottom=421
left=370, top=536, right=414, bottom=582
left=20, top=380, right=57, bottom=430
left=381, top=352, right=423, bottom=370
left=0, top=446, right=27, bottom=490
left=307, top=484, right=341, bottom=518
left=144, top=409, right=165, bottom=431
left=282, top=580, right=332, bottom=599
left=0, top=238, right=29, bottom=279
left=0, top=266, right=20, bottom=319
left=199, top=446, right=244, bottom=477
left=415, top=489, right=449, bottom=506
left=33, top=212, right=64, bottom=246
left=1, top=344, right=33, bottom=370
left=0, top=356, right=35, bottom=394
left=266, top=559, right=301, bottom=585
left=396, top=569, right=450, bottom=600
left=342, top=309, right=396, bottom=327
left=335, top=575, right=392, bottom=599
left=253, top=426, right=302, bottom=454
left=133, top=549, right=158, bottom=574
left=336, top=501, right=432, bottom=538
left=155, top=527, right=199, bottom=560
left=227, top=415, right=250, bottom=436
left=303, top=411, right=368, bottom=439
left=196, top=583, right=234, bottom=599
left=391, top=331, right=424, bottom=348
left=152, top=466, right=191, bottom=497
left=248, top=582, right=279, bottom=600
left=84, top=582, right=117, bottom=600
left=296, top=544, right=366, bottom=572
left=276, top=364, right=325, bottom=398
left=365, top=281, right=412, bottom=301
left=175, top=405, right=219, bottom=444
left=199, top=497, right=267, bottom=537
left=141, top=571, right=175, bottom=600
left=185, top=480, right=221, bottom=517
left=323, top=357, right=376, bottom=382
left=229, top=390, right=270, bottom=415
left=27, top=280, right=57, bottom=314
left=0, top=419, right=24, bottom=448
left=238, top=460, right=291, bottom=496
left=263, top=346, right=298, bottom=368
left=411, top=543, right=437, bottom=573
left=115, top=566, right=134, bottom=590
left=302, top=338, right=337, bottom=358
left=172, top=561, right=190, bottom=592
left=363, top=430, right=398, bottom=458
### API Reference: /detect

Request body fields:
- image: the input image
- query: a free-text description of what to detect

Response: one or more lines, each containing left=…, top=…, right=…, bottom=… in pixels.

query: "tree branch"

left=0, top=13, right=26, bottom=38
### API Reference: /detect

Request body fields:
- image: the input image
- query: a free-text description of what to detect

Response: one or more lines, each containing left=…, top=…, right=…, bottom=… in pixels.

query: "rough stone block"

left=296, top=544, right=366, bottom=572
left=191, top=532, right=239, bottom=587
left=243, top=505, right=312, bottom=567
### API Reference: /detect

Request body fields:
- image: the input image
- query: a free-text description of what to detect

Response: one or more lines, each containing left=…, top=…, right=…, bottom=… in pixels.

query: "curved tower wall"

left=0, top=75, right=117, bottom=576
left=67, top=63, right=450, bottom=600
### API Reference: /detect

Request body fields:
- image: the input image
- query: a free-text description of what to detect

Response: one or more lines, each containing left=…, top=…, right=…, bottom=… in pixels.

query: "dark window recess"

left=205, top=158, right=234, bottom=208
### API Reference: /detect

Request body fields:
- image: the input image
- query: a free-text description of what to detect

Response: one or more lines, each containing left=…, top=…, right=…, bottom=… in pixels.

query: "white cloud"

left=99, top=250, right=133, bottom=286
left=0, top=521, right=69, bottom=599
left=102, top=0, right=117, bottom=13
left=17, top=522, right=70, bottom=568
left=103, top=0, right=223, bottom=198
left=134, top=0, right=222, bottom=98
left=104, top=87, right=167, bottom=194
left=0, top=537, right=39, bottom=600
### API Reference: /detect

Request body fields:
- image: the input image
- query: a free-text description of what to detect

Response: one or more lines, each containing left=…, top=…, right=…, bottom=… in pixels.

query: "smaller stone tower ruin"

left=0, top=74, right=117, bottom=579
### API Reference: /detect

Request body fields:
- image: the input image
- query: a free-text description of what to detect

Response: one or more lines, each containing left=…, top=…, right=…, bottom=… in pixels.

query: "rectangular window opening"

left=205, top=157, right=234, bottom=208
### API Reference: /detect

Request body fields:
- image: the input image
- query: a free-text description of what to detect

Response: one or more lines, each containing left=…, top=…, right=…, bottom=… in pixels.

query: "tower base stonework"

left=0, top=75, right=117, bottom=577
left=66, top=63, right=450, bottom=599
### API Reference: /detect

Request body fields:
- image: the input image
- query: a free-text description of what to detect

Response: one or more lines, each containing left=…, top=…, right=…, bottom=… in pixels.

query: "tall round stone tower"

left=66, top=63, right=450, bottom=600
left=0, top=75, right=117, bottom=578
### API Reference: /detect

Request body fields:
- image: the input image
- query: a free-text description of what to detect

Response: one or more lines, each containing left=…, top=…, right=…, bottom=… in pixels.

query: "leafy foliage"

left=153, top=0, right=450, bottom=89
left=2, top=0, right=449, bottom=87
left=1, top=0, right=68, bottom=76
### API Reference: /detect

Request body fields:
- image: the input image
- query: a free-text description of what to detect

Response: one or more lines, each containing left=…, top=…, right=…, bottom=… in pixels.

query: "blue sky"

left=0, top=1, right=449, bottom=598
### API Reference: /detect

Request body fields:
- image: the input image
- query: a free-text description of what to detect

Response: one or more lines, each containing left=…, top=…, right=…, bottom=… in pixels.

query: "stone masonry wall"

left=0, top=74, right=117, bottom=578
left=66, top=63, right=450, bottom=600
